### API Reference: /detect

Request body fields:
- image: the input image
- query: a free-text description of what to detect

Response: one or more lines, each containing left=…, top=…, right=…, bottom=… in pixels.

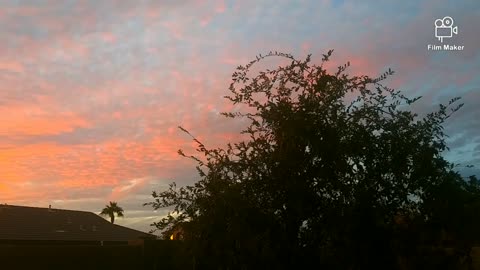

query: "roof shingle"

left=0, top=205, right=155, bottom=242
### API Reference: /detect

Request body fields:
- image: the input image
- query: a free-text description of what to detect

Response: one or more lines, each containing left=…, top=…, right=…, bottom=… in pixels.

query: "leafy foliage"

left=146, top=51, right=477, bottom=269
left=100, top=201, right=124, bottom=224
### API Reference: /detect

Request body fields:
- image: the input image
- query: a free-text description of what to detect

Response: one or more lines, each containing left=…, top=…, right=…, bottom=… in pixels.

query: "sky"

left=0, top=0, right=479, bottom=233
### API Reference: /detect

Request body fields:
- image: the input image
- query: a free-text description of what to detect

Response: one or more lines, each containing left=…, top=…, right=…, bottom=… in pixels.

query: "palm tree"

left=100, top=201, right=124, bottom=224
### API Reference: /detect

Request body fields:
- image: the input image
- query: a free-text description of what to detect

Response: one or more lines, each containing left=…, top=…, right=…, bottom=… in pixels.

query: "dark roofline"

left=0, top=204, right=99, bottom=215
left=0, top=204, right=157, bottom=240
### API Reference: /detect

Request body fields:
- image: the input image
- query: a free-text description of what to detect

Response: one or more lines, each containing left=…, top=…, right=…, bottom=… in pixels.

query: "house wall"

left=0, top=240, right=194, bottom=270
left=4, top=239, right=479, bottom=270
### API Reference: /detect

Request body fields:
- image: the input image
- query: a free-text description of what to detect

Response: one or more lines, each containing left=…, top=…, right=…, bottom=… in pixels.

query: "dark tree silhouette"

left=100, top=201, right=124, bottom=224
left=146, top=51, right=477, bottom=269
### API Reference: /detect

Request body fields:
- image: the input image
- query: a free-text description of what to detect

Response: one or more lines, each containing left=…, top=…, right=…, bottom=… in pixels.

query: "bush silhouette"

left=146, top=51, right=478, bottom=269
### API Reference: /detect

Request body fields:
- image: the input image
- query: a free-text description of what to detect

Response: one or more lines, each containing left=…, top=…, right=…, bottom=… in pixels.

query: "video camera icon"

left=435, top=16, right=458, bottom=43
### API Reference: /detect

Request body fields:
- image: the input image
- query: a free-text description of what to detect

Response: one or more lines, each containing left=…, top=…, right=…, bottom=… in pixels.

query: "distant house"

left=0, top=204, right=155, bottom=246
left=0, top=205, right=198, bottom=269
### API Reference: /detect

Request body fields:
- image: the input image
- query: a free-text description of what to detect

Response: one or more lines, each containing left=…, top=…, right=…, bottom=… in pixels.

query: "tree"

left=146, top=50, right=476, bottom=269
left=100, top=201, right=124, bottom=224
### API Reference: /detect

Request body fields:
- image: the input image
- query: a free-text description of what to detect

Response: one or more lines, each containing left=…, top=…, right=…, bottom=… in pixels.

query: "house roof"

left=0, top=205, right=155, bottom=242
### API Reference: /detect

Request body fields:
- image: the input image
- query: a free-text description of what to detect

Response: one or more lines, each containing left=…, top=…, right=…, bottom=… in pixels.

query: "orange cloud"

left=0, top=61, right=24, bottom=73
left=0, top=132, right=190, bottom=200
left=0, top=143, right=70, bottom=185
left=0, top=103, right=90, bottom=136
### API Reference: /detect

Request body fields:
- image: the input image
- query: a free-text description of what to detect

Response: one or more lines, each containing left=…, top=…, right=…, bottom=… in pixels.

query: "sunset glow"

left=0, top=0, right=478, bottom=232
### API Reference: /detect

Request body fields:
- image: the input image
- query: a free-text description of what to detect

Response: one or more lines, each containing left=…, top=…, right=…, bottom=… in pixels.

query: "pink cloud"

left=109, top=177, right=149, bottom=201
left=56, top=37, right=90, bottom=59
left=0, top=1, right=476, bottom=235
left=301, top=42, right=312, bottom=55
left=113, top=111, right=122, bottom=119
left=100, top=32, right=117, bottom=43
left=162, top=21, right=183, bottom=39
left=200, top=15, right=213, bottom=27
left=215, top=0, right=226, bottom=13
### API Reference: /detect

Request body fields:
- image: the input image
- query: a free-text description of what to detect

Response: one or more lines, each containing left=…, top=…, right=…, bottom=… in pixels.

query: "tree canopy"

left=100, top=201, right=124, bottom=224
left=146, top=51, right=479, bottom=269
